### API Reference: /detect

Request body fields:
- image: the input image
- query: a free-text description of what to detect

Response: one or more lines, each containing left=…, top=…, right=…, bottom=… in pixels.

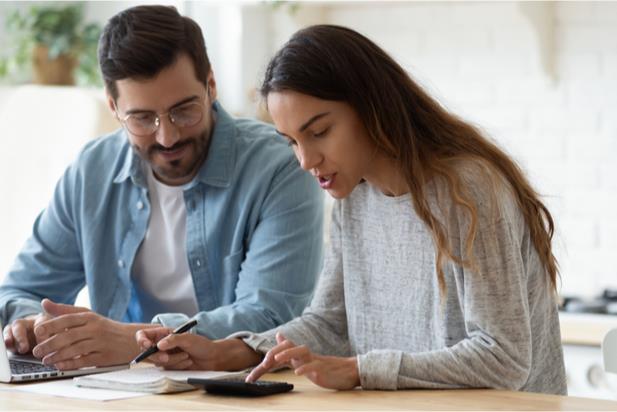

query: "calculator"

left=187, top=377, right=294, bottom=397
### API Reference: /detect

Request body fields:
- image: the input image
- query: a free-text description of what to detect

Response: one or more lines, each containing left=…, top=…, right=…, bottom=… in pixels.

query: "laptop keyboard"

left=9, top=359, right=58, bottom=374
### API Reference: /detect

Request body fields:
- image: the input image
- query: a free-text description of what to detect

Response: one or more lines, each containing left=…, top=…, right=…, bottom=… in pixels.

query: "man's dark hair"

left=98, top=5, right=211, bottom=101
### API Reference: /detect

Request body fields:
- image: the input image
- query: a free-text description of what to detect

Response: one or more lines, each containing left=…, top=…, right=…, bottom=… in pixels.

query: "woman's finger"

left=274, top=345, right=312, bottom=366
left=245, top=339, right=297, bottom=382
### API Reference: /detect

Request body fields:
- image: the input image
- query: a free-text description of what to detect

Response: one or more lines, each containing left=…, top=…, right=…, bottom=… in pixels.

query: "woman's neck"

left=364, top=154, right=409, bottom=197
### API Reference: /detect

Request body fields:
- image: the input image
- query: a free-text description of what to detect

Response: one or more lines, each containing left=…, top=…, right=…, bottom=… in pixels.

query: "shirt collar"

left=113, top=101, right=235, bottom=188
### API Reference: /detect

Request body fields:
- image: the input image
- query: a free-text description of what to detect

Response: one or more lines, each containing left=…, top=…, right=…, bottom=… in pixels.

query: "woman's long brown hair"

left=261, top=24, right=558, bottom=293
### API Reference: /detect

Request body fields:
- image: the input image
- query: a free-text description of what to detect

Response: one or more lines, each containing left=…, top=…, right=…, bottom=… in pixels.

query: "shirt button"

left=117, top=260, right=125, bottom=269
left=195, top=259, right=201, bottom=267
left=136, top=201, right=144, bottom=210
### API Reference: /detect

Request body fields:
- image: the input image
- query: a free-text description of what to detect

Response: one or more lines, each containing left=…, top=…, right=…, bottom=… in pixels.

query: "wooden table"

left=2, top=371, right=617, bottom=410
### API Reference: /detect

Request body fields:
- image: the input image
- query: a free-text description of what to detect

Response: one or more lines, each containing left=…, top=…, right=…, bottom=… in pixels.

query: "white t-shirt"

left=132, top=167, right=199, bottom=317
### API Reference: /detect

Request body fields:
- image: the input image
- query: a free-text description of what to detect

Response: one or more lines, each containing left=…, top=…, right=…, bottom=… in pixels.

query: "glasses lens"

left=170, top=102, right=203, bottom=128
left=126, top=112, right=157, bottom=136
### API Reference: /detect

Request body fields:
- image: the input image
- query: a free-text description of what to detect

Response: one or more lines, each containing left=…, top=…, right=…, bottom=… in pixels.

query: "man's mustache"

left=148, top=139, right=193, bottom=156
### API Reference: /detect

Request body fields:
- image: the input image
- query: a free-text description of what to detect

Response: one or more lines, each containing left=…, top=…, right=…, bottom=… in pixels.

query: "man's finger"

left=54, top=352, right=103, bottom=371
left=34, top=313, right=89, bottom=340
left=12, top=321, right=33, bottom=354
left=41, top=337, right=94, bottom=366
left=3, top=325, right=15, bottom=351
left=32, top=324, right=90, bottom=358
left=41, top=298, right=89, bottom=317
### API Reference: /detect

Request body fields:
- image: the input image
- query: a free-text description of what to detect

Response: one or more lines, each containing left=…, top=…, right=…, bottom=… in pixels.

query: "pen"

left=130, top=319, right=198, bottom=365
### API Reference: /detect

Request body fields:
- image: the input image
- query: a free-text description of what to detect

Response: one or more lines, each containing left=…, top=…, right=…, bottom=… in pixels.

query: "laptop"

left=0, top=322, right=127, bottom=383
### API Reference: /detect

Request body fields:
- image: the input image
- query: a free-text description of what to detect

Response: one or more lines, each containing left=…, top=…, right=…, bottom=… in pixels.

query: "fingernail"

left=32, top=348, right=40, bottom=357
left=34, top=327, right=44, bottom=337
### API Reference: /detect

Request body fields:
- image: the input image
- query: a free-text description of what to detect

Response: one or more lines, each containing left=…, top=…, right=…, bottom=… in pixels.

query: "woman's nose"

left=297, top=145, right=321, bottom=171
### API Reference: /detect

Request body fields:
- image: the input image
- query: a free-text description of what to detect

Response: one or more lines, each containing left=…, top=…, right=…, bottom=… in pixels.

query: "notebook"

left=74, top=366, right=243, bottom=394
left=0, top=321, right=127, bottom=383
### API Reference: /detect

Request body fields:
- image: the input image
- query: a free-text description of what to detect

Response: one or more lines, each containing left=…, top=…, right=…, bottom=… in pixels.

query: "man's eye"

left=131, top=113, right=155, bottom=122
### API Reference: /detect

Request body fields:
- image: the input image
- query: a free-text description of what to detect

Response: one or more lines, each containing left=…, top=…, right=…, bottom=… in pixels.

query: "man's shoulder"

left=231, top=117, right=292, bottom=164
left=79, top=128, right=128, bottom=158
left=72, top=128, right=130, bottom=170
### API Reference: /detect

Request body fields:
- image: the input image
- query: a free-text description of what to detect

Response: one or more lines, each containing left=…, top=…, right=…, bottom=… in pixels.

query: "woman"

left=136, top=25, right=566, bottom=394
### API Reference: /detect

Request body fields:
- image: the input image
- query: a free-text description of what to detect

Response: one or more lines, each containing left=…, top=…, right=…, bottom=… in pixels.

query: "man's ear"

left=207, top=71, right=217, bottom=101
left=105, top=90, right=117, bottom=116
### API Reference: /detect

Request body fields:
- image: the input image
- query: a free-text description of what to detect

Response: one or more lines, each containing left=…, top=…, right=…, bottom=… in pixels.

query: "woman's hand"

left=135, top=327, right=262, bottom=371
left=246, top=332, right=360, bottom=390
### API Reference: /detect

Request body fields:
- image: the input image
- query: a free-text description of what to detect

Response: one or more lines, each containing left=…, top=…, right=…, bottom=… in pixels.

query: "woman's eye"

left=313, top=127, right=330, bottom=138
left=287, top=139, right=297, bottom=146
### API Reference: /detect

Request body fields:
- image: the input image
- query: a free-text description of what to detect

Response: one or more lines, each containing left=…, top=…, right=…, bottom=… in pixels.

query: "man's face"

left=110, top=53, right=217, bottom=186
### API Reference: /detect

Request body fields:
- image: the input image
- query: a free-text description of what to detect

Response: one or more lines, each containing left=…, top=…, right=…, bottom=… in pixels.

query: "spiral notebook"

left=74, top=366, right=242, bottom=394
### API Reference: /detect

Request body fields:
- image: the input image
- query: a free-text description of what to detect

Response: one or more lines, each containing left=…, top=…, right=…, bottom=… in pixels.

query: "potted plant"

left=0, top=3, right=101, bottom=86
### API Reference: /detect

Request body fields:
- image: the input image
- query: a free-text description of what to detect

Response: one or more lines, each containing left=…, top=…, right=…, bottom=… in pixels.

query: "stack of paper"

left=74, top=366, right=242, bottom=394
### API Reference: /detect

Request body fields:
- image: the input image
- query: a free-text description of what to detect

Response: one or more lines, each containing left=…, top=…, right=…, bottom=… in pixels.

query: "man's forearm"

left=211, top=338, right=263, bottom=371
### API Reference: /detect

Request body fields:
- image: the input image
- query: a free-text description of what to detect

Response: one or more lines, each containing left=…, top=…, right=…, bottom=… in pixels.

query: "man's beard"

left=136, top=128, right=210, bottom=183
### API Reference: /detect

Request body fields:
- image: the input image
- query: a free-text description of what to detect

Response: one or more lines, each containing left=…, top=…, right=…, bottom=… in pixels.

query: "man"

left=0, top=5, right=323, bottom=370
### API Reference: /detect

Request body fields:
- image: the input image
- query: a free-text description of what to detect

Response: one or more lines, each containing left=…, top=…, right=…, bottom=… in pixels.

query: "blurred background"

left=0, top=0, right=616, bottom=398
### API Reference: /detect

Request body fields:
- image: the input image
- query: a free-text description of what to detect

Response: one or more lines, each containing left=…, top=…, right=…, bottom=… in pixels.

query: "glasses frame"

left=114, top=99, right=206, bottom=137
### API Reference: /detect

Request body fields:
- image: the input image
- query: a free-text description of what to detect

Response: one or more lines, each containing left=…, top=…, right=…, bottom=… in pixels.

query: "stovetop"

left=560, top=289, right=617, bottom=315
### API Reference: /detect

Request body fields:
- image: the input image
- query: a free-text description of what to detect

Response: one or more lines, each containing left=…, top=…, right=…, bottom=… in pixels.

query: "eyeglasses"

left=115, top=100, right=205, bottom=137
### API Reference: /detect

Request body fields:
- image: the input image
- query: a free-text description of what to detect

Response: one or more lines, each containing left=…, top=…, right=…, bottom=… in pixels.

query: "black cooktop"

left=560, top=289, right=617, bottom=315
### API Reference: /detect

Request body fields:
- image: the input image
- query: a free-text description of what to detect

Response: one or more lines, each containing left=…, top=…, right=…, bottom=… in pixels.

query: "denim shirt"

left=0, top=102, right=324, bottom=338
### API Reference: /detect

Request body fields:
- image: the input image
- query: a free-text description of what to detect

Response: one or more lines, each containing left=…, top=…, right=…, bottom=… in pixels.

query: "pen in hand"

left=131, top=319, right=198, bottom=365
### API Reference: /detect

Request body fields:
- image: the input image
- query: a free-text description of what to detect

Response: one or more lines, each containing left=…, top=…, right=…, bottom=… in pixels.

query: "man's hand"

left=245, top=332, right=360, bottom=390
left=31, top=299, right=149, bottom=370
left=3, top=313, right=51, bottom=355
left=136, top=327, right=262, bottom=371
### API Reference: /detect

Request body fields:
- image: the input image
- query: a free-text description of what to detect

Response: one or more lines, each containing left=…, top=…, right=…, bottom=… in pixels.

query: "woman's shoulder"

left=433, top=157, right=524, bottom=228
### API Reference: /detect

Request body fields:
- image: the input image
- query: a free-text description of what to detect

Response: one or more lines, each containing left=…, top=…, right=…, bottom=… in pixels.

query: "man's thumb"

left=41, top=298, right=89, bottom=317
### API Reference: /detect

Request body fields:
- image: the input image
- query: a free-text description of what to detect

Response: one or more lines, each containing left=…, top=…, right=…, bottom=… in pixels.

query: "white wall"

left=258, top=1, right=617, bottom=298
left=1, top=1, right=615, bottom=300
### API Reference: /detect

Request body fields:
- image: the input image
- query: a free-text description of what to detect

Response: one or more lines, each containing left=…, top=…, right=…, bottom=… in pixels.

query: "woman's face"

left=267, top=90, right=378, bottom=199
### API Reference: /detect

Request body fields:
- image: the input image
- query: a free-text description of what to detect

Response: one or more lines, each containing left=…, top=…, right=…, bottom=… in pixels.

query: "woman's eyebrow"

left=299, top=112, right=330, bottom=132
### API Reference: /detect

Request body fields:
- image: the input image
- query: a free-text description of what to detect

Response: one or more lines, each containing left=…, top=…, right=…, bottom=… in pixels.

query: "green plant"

left=0, top=3, right=102, bottom=86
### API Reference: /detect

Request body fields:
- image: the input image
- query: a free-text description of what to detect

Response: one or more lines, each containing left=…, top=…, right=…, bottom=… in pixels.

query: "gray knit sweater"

left=240, top=171, right=566, bottom=394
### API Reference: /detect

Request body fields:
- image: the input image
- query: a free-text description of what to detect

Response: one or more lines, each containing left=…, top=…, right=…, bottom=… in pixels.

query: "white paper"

left=0, top=379, right=148, bottom=401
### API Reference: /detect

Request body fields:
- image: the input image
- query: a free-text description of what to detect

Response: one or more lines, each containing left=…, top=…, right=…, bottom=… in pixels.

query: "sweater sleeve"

left=236, top=200, right=352, bottom=357
left=359, top=182, right=535, bottom=390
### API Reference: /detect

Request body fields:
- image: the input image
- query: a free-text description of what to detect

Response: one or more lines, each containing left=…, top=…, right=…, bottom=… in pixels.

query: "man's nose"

left=155, top=115, right=180, bottom=148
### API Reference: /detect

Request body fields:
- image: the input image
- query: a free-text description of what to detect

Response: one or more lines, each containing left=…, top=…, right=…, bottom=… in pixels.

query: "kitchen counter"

left=560, top=312, right=617, bottom=346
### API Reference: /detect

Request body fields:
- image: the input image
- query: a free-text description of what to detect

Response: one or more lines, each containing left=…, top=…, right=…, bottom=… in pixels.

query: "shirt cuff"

left=227, top=330, right=276, bottom=354
left=1, top=299, right=42, bottom=324
left=151, top=313, right=190, bottom=328
left=358, top=350, right=403, bottom=390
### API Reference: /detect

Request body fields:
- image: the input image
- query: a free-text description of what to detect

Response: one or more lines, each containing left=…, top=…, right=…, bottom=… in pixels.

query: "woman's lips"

left=318, top=173, right=336, bottom=189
